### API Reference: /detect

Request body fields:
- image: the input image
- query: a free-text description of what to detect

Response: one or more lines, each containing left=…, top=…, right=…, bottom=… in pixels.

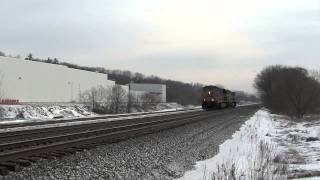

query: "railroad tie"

left=0, top=162, right=21, bottom=172
left=53, top=151, right=69, bottom=156
left=14, top=159, right=32, bottom=167
left=49, top=152, right=64, bottom=158
left=21, top=157, right=41, bottom=163
left=64, top=149, right=76, bottom=154
left=0, top=166, right=9, bottom=176
left=30, top=155, right=52, bottom=160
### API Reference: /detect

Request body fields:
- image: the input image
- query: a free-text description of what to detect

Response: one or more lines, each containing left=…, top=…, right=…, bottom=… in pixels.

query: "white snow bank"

left=0, top=105, right=95, bottom=122
left=0, top=103, right=197, bottom=125
left=272, top=118, right=320, bottom=179
left=178, top=110, right=283, bottom=180
left=0, top=103, right=187, bottom=121
left=178, top=110, right=320, bottom=180
left=129, top=102, right=188, bottom=113
left=0, top=108, right=201, bottom=133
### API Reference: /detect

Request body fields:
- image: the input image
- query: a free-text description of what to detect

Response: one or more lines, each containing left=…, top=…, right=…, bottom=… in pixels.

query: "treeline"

left=255, top=65, right=320, bottom=118
left=234, top=91, right=259, bottom=103
left=0, top=51, right=21, bottom=59
left=24, top=53, right=110, bottom=74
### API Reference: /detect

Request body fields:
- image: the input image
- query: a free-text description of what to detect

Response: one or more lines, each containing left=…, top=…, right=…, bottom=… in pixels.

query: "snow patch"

left=0, top=103, right=194, bottom=124
left=178, top=109, right=320, bottom=180
left=0, top=105, right=95, bottom=122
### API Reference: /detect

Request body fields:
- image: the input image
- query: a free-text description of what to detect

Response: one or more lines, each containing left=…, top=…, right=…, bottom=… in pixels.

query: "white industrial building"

left=0, top=56, right=167, bottom=104
left=0, top=56, right=115, bottom=102
left=129, top=83, right=166, bottom=103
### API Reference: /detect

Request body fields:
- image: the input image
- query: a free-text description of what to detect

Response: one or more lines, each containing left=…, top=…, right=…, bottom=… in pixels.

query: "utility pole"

left=67, top=81, right=74, bottom=102
left=127, top=81, right=132, bottom=113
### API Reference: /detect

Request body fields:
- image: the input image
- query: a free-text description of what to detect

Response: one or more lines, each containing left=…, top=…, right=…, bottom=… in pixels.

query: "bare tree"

left=0, top=71, right=4, bottom=100
left=25, top=53, right=33, bottom=60
left=310, top=69, right=320, bottom=82
left=255, top=65, right=320, bottom=118
left=235, top=91, right=259, bottom=103
left=79, top=85, right=128, bottom=114
left=127, top=93, right=135, bottom=113
left=7, top=54, right=21, bottom=59
left=108, top=85, right=126, bottom=114
left=79, top=87, right=98, bottom=110
left=0, top=51, right=5, bottom=57
left=140, top=93, right=161, bottom=109
left=79, top=86, right=109, bottom=113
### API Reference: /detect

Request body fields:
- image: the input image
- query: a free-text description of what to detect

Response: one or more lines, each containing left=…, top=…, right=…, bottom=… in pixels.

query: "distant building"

left=0, top=56, right=115, bottom=103
left=0, top=56, right=168, bottom=104
left=129, top=83, right=166, bottom=103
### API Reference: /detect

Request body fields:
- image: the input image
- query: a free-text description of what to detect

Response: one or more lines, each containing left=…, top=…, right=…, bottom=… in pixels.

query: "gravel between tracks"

left=1, top=106, right=258, bottom=180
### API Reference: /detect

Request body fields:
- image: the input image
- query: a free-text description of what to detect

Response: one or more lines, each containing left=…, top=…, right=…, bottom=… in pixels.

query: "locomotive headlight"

left=211, top=98, right=215, bottom=102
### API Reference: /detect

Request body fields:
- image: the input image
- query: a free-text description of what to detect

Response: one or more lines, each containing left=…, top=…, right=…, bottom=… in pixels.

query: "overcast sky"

left=1, top=0, right=320, bottom=93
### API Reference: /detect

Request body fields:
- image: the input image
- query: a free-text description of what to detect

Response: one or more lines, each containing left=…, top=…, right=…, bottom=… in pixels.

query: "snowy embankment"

left=0, top=105, right=94, bottom=121
left=178, top=110, right=320, bottom=180
left=0, top=103, right=191, bottom=124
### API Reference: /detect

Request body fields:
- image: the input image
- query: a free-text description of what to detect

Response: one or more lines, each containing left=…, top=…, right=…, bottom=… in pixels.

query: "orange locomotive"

left=201, top=86, right=236, bottom=110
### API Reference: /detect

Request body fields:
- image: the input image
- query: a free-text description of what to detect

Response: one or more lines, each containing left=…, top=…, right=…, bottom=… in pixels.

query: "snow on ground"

left=273, top=116, right=320, bottom=179
left=2, top=106, right=257, bottom=180
left=0, top=105, right=95, bottom=122
left=130, top=102, right=188, bottom=113
left=0, top=102, right=192, bottom=124
left=0, top=108, right=200, bottom=133
left=178, top=109, right=320, bottom=180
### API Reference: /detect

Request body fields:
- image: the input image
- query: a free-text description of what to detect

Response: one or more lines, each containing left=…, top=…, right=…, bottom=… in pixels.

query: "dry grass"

left=204, top=141, right=288, bottom=180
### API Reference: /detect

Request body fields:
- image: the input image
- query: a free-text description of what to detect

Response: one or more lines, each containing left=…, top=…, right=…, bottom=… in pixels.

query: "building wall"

left=0, top=56, right=115, bottom=102
left=130, top=83, right=166, bottom=102
left=161, top=85, right=166, bottom=103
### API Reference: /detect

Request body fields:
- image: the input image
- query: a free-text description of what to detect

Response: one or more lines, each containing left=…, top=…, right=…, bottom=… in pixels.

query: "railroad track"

left=0, top=105, right=259, bottom=176
left=0, top=107, right=200, bottom=129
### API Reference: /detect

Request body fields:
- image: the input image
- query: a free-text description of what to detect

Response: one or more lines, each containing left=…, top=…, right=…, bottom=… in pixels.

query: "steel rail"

left=0, top=107, right=201, bottom=129
left=0, top=109, right=204, bottom=142
left=0, top=110, right=218, bottom=152
left=0, top=105, right=260, bottom=175
left=0, top=109, right=233, bottom=162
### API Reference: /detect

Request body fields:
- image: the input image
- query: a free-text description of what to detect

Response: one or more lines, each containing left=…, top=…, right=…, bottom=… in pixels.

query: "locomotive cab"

left=201, top=86, right=236, bottom=110
left=201, top=86, right=220, bottom=109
